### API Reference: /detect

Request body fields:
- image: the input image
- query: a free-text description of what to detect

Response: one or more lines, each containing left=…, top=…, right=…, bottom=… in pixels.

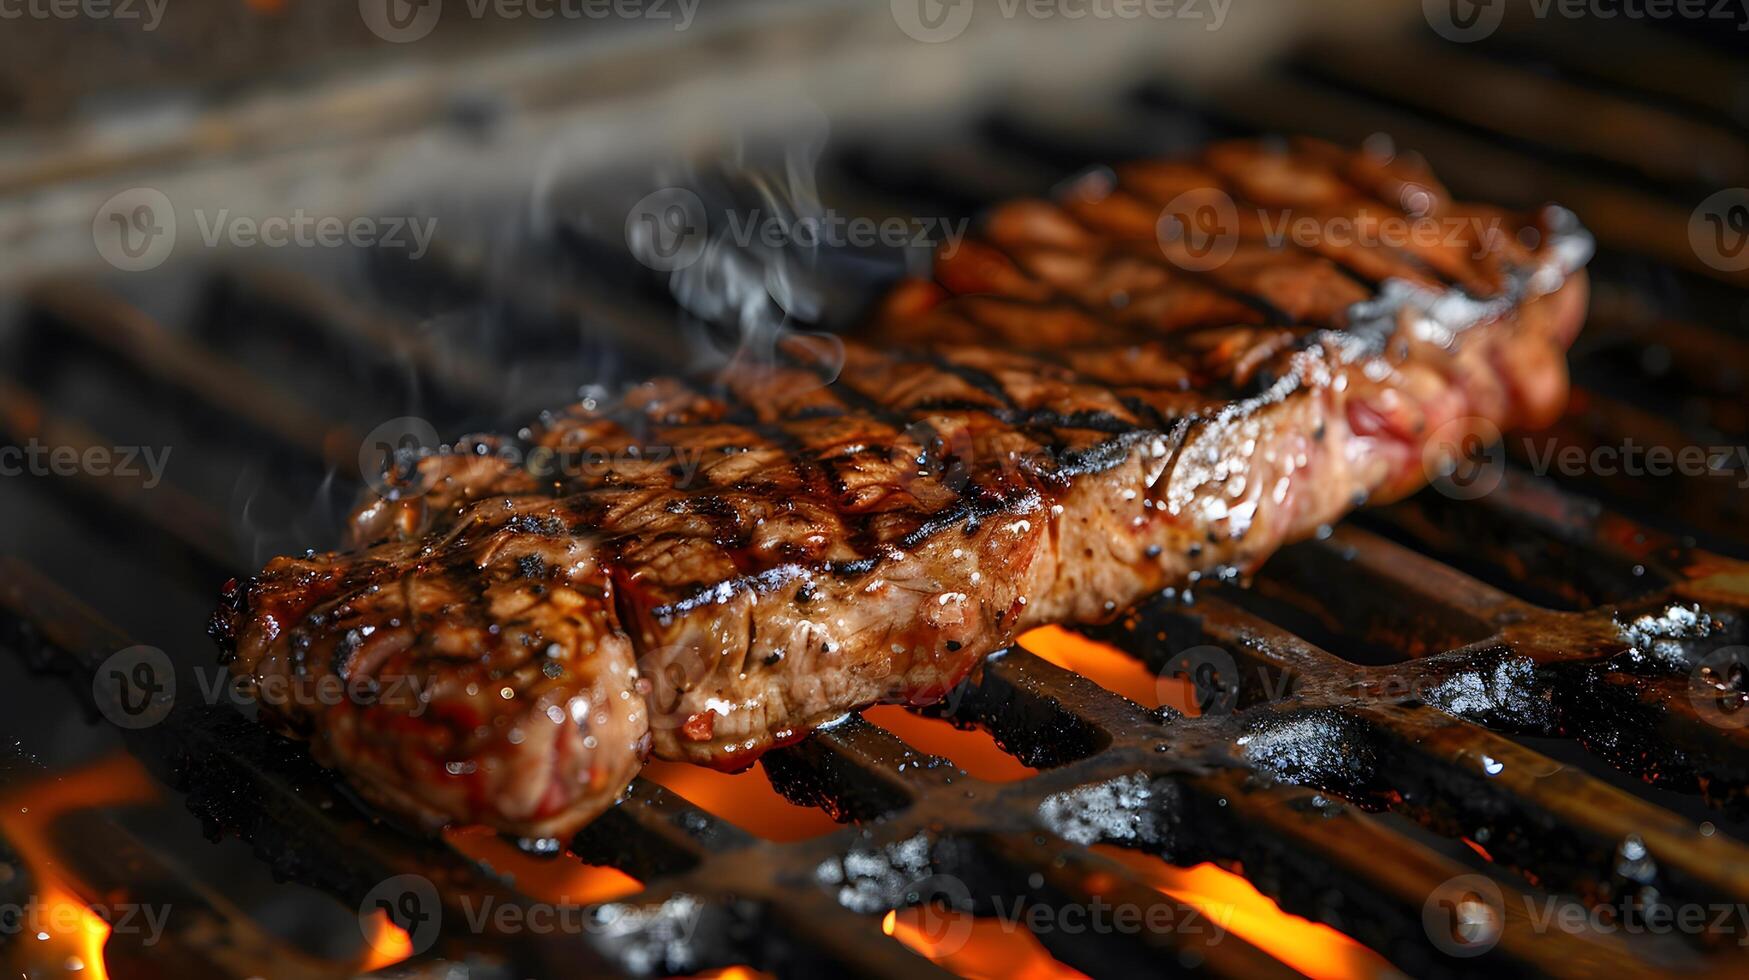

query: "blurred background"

left=0, top=2, right=1747, bottom=977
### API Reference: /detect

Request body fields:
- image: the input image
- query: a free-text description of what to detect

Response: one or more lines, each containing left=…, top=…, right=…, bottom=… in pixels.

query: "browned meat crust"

left=211, top=138, right=1591, bottom=837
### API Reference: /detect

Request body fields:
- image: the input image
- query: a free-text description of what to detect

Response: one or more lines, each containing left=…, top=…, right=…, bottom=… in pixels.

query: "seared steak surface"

left=212, top=139, right=1591, bottom=837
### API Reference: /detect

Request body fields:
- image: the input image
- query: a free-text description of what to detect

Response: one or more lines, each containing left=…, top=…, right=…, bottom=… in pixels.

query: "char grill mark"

left=216, top=139, right=1593, bottom=837
left=936, top=136, right=1527, bottom=345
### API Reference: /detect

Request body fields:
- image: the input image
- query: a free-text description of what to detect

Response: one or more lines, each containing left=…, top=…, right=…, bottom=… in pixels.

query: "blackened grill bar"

left=11, top=494, right=1749, bottom=976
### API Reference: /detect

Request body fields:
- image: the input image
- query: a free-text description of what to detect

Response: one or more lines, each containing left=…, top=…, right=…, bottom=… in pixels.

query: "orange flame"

left=1094, top=847, right=1394, bottom=980
left=0, top=754, right=160, bottom=980
left=881, top=852, right=1391, bottom=980
left=640, top=761, right=843, bottom=842
left=883, top=907, right=1088, bottom=980
left=1019, top=626, right=1198, bottom=713
left=861, top=706, right=1035, bottom=782
left=357, top=909, right=415, bottom=972
left=646, top=632, right=1382, bottom=978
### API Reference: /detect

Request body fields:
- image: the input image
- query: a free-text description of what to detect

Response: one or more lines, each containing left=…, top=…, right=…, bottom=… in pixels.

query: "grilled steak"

left=211, top=139, right=1592, bottom=837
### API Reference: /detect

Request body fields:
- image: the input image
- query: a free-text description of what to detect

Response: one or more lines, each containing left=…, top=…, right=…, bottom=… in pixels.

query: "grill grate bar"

left=571, top=777, right=754, bottom=879
left=0, top=745, right=347, bottom=978
left=215, top=262, right=508, bottom=415
left=1162, top=72, right=1745, bottom=288
left=1291, top=40, right=1749, bottom=193
left=0, top=559, right=623, bottom=976
left=973, top=830, right=1306, bottom=979
left=950, top=652, right=1131, bottom=773
left=380, top=238, right=695, bottom=370
left=1578, top=670, right=1749, bottom=802
left=1359, top=473, right=1694, bottom=611
left=0, top=387, right=767, bottom=947
left=1360, top=700, right=1749, bottom=908
left=1143, top=576, right=1749, bottom=912
left=1232, top=526, right=1523, bottom=664
left=1575, top=301, right=1748, bottom=435
left=1182, top=769, right=1664, bottom=978
left=762, top=715, right=964, bottom=822
left=1308, top=524, right=1531, bottom=626
left=1526, top=392, right=1749, bottom=553
left=1475, top=9, right=1747, bottom=125
left=24, top=279, right=357, bottom=474
left=756, top=900, right=963, bottom=980
left=0, top=378, right=237, bottom=574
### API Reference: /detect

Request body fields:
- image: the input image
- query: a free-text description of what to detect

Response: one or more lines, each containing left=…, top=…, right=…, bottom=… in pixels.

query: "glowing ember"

left=1020, top=626, right=1198, bottom=713
left=640, top=760, right=842, bottom=841
left=0, top=754, right=160, bottom=980
left=861, top=706, right=1034, bottom=782
left=880, top=849, right=1390, bottom=980
left=883, top=906, right=1088, bottom=980
left=357, top=909, right=414, bottom=972
left=1093, top=847, right=1394, bottom=980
